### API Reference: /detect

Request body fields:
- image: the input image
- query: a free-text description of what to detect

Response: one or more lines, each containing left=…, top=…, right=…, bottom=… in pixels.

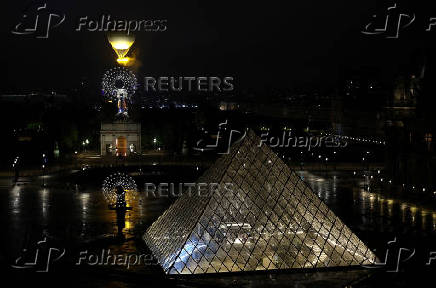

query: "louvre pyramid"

left=144, top=130, right=377, bottom=274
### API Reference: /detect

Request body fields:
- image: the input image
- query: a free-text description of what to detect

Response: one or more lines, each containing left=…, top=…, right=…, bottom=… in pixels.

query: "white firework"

left=102, top=172, right=138, bottom=206
left=102, top=67, right=137, bottom=101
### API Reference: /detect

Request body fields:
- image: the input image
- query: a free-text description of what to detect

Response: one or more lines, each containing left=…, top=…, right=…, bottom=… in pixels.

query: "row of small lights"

left=274, top=151, right=343, bottom=163
left=242, top=144, right=435, bottom=197
left=140, top=103, right=199, bottom=109
left=264, top=143, right=435, bottom=197
left=273, top=145, right=434, bottom=196
left=258, top=128, right=385, bottom=146
left=322, top=132, right=386, bottom=146
left=353, top=170, right=436, bottom=195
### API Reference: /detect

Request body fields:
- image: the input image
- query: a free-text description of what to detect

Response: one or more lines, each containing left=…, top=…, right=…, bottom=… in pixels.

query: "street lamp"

left=42, top=153, right=47, bottom=187
left=82, top=139, right=90, bottom=152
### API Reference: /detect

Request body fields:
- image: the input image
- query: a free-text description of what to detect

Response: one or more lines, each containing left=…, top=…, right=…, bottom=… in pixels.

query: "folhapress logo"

left=11, top=3, right=65, bottom=39
left=11, top=237, right=65, bottom=272
left=361, top=4, right=415, bottom=39
left=362, top=3, right=436, bottom=38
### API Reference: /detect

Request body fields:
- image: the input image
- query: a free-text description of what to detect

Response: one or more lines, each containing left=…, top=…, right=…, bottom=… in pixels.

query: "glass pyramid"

left=144, top=130, right=377, bottom=274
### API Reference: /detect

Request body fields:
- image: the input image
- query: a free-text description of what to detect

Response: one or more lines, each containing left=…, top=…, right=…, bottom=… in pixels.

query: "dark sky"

left=1, top=0, right=435, bottom=93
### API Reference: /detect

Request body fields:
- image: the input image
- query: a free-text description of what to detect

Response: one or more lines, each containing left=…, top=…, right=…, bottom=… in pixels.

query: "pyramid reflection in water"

left=144, top=130, right=377, bottom=274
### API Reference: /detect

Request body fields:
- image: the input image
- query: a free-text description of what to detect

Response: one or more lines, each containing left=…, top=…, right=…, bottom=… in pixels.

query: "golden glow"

left=111, top=41, right=133, bottom=50
left=109, top=39, right=134, bottom=58
left=125, top=220, right=132, bottom=229
left=116, top=57, right=131, bottom=65
left=107, top=33, right=135, bottom=63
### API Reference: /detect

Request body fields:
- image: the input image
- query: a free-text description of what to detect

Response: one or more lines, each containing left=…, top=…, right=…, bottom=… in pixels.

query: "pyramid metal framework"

left=144, top=130, right=377, bottom=274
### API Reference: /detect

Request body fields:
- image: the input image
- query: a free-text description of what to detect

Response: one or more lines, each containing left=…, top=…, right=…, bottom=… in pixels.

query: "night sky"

left=2, top=0, right=435, bottom=94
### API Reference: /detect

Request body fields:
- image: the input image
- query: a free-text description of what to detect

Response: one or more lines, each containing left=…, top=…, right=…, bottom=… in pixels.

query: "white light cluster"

left=102, top=67, right=137, bottom=100
left=12, top=156, right=19, bottom=168
left=333, top=134, right=385, bottom=145
left=102, top=172, right=138, bottom=205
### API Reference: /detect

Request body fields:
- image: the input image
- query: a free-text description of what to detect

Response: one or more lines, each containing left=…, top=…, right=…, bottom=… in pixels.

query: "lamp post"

left=332, top=150, right=337, bottom=170
left=82, top=139, right=90, bottom=152
left=42, top=153, right=47, bottom=187
left=13, top=156, right=19, bottom=183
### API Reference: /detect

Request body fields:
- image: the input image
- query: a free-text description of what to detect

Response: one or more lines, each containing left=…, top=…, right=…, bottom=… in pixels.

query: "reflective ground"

left=1, top=167, right=436, bottom=287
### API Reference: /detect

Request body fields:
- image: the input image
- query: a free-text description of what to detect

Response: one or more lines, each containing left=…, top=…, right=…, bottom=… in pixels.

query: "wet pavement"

left=1, top=167, right=436, bottom=287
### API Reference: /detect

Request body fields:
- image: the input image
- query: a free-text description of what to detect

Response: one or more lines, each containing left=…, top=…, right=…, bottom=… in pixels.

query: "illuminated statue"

left=116, top=89, right=128, bottom=116
left=102, top=67, right=137, bottom=118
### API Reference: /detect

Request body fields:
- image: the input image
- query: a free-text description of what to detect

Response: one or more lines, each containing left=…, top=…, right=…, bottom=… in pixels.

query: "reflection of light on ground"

left=78, top=193, right=91, bottom=236
left=80, top=193, right=90, bottom=213
left=410, top=206, right=417, bottom=223
left=125, top=217, right=132, bottom=229
left=387, top=199, right=394, bottom=216
left=433, top=213, right=436, bottom=230
left=10, top=185, right=21, bottom=214
left=300, top=171, right=436, bottom=233
left=421, top=210, right=428, bottom=229
left=299, top=172, right=329, bottom=200
left=360, top=188, right=436, bottom=231
left=332, top=176, right=337, bottom=195
left=369, top=195, right=375, bottom=205
left=39, top=188, right=49, bottom=221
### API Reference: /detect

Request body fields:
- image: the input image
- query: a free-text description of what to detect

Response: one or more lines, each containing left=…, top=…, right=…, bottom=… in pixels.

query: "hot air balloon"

left=107, top=33, right=135, bottom=65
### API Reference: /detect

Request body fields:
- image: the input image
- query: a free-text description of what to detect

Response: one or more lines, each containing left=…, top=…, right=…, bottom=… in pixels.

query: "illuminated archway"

left=116, top=136, right=127, bottom=157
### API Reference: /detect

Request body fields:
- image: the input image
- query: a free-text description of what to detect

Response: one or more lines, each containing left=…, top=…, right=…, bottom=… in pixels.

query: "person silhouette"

left=115, top=185, right=126, bottom=238
left=115, top=185, right=126, bottom=209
